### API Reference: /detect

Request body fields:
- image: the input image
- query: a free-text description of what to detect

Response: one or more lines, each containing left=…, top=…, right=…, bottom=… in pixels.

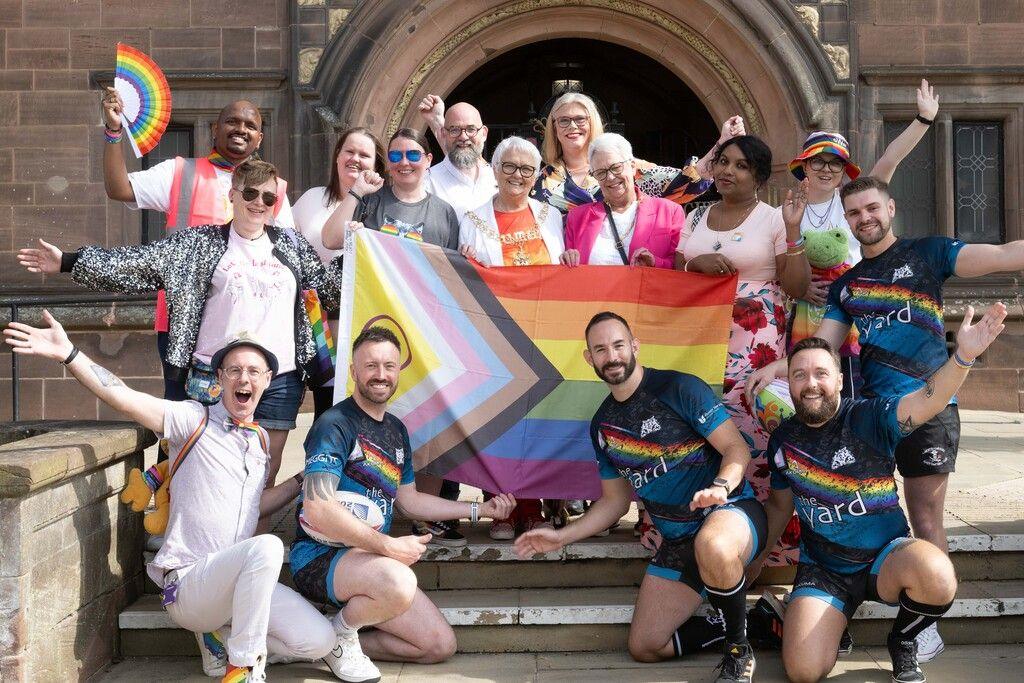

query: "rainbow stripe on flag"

left=334, top=230, right=735, bottom=499
left=304, top=289, right=336, bottom=386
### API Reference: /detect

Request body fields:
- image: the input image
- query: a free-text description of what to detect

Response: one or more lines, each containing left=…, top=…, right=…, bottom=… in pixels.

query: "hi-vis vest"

left=153, top=157, right=288, bottom=332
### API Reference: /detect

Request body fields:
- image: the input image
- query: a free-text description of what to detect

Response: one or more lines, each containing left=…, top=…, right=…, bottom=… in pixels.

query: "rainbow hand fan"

left=114, top=43, right=171, bottom=158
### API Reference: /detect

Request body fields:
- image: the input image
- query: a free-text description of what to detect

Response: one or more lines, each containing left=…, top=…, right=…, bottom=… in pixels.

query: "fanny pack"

left=185, top=359, right=222, bottom=405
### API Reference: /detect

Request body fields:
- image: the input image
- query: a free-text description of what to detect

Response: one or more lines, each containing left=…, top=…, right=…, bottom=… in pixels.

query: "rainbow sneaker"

left=196, top=630, right=228, bottom=677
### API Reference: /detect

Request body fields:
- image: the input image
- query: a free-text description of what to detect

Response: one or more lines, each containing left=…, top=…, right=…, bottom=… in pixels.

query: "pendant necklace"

left=711, top=201, right=756, bottom=251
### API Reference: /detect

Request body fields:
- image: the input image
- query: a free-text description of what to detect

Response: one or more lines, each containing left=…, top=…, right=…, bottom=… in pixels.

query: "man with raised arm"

left=752, top=303, right=1005, bottom=683
left=516, top=312, right=767, bottom=683
left=289, top=326, right=515, bottom=683
left=3, top=314, right=337, bottom=682
left=745, top=175, right=1024, bottom=656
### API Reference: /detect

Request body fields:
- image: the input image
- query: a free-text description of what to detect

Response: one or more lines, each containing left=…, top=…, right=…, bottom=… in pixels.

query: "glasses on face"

left=807, top=156, right=846, bottom=173
left=555, top=115, right=590, bottom=129
left=445, top=125, right=481, bottom=138
left=500, top=162, right=537, bottom=178
left=592, top=160, right=631, bottom=181
left=387, top=149, right=424, bottom=163
left=223, top=365, right=270, bottom=380
left=238, top=187, right=278, bottom=206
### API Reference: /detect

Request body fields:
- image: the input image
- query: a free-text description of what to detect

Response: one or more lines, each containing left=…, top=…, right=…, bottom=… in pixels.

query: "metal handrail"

left=2, top=292, right=158, bottom=421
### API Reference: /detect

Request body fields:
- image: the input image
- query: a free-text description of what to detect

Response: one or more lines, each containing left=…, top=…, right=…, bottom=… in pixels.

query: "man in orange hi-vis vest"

left=100, top=90, right=294, bottom=401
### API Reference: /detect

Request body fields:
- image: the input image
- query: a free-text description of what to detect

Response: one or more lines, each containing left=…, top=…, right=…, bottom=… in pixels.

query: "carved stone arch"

left=297, top=0, right=848, bottom=190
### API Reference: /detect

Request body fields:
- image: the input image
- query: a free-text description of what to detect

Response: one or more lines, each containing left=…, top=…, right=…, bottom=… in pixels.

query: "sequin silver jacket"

left=62, top=224, right=341, bottom=381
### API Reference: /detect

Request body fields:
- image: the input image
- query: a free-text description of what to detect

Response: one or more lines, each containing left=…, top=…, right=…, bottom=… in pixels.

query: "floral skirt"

left=722, top=280, right=800, bottom=567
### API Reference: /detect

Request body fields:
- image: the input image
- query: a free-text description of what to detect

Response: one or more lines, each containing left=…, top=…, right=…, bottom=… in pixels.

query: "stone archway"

left=298, top=0, right=848, bottom=191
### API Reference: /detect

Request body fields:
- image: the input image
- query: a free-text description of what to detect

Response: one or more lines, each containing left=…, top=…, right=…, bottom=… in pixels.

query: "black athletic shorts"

left=292, top=546, right=349, bottom=608
left=647, top=497, right=767, bottom=594
left=791, top=537, right=912, bottom=620
left=895, top=404, right=960, bottom=477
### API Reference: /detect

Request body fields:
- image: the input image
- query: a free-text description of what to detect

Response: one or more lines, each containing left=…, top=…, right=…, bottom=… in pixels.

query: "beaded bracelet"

left=787, top=236, right=805, bottom=249
left=785, top=248, right=806, bottom=256
left=953, top=351, right=975, bottom=369
left=104, top=127, right=124, bottom=143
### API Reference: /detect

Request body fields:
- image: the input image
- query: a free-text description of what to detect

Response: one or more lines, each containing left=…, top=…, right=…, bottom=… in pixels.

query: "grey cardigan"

left=62, top=224, right=342, bottom=381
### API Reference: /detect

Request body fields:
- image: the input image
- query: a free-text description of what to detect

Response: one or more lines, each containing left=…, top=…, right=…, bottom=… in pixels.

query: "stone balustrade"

left=0, top=421, right=155, bottom=681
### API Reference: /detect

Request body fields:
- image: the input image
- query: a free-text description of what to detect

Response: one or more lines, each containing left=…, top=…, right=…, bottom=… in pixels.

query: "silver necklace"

left=805, top=191, right=837, bottom=230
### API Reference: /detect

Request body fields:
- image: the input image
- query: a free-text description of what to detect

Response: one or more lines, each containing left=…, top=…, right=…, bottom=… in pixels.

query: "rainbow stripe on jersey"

left=348, top=436, right=402, bottom=498
left=843, top=282, right=944, bottom=337
left=784, top=444, right=898, bottom=511
left=600, top=424, right=706, bottom=473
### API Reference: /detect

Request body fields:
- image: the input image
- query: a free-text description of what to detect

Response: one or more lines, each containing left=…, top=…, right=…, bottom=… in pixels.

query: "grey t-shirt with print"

left=360, top=185, right=460, bottom=250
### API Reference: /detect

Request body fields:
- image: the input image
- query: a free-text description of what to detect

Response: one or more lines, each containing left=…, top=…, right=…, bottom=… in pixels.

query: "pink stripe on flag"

left=444, top=454, right=602, bottom=500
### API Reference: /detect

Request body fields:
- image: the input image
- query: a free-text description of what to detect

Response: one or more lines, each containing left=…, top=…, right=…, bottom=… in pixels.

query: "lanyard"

left=603, top=202, right=637, bottom=265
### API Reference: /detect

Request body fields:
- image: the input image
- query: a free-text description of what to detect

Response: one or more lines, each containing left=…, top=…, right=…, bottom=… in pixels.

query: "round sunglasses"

left=388, top=149, right=424, bottom=163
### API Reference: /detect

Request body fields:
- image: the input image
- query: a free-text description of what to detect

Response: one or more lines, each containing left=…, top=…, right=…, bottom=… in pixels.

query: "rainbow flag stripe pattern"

left=114, top=43, right=171, bottom=157
left=304, top=289, right=336, bottom=384
left=843, top=282, right=944, bottom=337
left=789, top=264, right=860, bottom=356
left=348, top=436, right=402, bottom=499
left=333, top=230, right=735, bottom=499
left=783, top=444, right=899, bottom=511
left=600, top=425, right=706, bottom=473
left=222, top=665, right=250, bottom=683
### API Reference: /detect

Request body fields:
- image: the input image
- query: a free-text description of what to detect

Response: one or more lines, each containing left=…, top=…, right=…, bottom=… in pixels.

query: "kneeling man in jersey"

left=516, top=312, right=766, bottom=683
left=757, top=303, right=1006, bottom=683
left=290, top=326, right=516, bottom=683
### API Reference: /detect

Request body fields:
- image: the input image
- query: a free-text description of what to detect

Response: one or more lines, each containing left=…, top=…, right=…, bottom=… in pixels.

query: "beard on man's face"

left=794, top=388, right=840, bottom=424
left=593, top=352, right=637, bottom=385
left=853, top=213, right=892, bottom=246
left=450, top=143, right=481, bottom=169
left=356, top=376, right=396, bottom=405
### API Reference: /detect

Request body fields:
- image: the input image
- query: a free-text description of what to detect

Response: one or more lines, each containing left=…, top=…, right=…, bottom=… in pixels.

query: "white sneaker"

left=194, top=630, right=227, bottom=677
left=915, top=622, right=944, bottom=662
left=324, top=629, right=381, bottom=683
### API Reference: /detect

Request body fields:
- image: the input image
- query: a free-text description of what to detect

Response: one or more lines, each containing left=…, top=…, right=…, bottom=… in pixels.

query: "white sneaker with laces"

left=194, top=630, right=228, bottom=677
left=915, top=622, right=944, bottom=662
left=324, top=629, right=381, bottom=683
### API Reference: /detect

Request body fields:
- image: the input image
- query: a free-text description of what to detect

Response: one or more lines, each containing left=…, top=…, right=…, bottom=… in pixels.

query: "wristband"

left=61, top=346, right=80, bottom=366
left=348, top=189, right=364, bottom=201
left=953, top=351, right=975, bottom=368
left=470, top=501, right=479, bottom=525
left=916, top=114, right=934, bottom=126
left=293, top=472, right=304, bottom=487
left=104, top=127, right=123, bottom=143
left=682, top=259, right=690, bottom=272
left=786, top=236, right=805, bottom=249
left=785, top=248, right=806, bottom=256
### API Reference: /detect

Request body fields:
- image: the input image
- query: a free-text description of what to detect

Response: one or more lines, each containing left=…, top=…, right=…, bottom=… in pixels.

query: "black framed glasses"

left=500, top=162, right=537, bottom=178
left=555, top=115, right=590, bottom=129
left=388, top=149, right=424, bottom=163
left=807, top=157, right=846, bottom=173
left=238, top=187, right=278, bottom=206
left=592, top=160, right=631, bottom=181
left=445, top=125, right=481, bottom=138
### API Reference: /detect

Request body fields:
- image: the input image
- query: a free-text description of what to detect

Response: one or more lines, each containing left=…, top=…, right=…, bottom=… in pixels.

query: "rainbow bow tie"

left=225, top=418, right=260, bottom=434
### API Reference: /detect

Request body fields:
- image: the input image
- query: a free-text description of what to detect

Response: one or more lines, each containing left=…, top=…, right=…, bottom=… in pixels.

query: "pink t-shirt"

left=676, top=202, right=786, bottom=282
left=193, top=230, right=297, bottom=373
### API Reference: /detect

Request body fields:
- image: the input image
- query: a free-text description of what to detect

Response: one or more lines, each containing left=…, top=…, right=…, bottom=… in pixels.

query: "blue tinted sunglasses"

left=387, top=150, right=424, bottom=163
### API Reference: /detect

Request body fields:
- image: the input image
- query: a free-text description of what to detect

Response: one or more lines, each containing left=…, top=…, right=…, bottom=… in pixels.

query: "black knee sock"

left=671, top=612, right=726, bottom=657
left=890, top=589, right=953, bottom=642
left=706, top=578, right=748, bottom=646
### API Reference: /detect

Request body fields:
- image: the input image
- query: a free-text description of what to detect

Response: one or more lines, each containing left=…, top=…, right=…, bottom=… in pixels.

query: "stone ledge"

left=0, top=421, right=155, bottom=498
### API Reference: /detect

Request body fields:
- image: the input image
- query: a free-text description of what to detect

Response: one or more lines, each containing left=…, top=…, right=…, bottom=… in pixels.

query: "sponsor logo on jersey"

left=830, top=447, right=855, bottom=469
left=640, top=416, right=661, bottom=438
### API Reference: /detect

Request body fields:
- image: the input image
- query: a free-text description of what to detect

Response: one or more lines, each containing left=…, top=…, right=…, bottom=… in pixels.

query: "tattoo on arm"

left=90, top=364, right=125, bottom=388
left=303, top=471, right=340, bottom=502
left=898, top=414, right=916, bottom=436
left=924, top=377, right=935, bottom=399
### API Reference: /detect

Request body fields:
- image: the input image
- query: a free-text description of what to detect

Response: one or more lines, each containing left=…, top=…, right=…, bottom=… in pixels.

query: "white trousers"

left=166, top=535, right=336, bottom=667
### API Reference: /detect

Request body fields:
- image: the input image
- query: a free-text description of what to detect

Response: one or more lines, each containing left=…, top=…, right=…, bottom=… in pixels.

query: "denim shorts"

left=253, top=370, right=306, bottom=431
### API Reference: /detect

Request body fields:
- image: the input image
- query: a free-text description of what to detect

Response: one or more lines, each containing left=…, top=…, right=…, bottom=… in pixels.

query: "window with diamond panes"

left=953, top=122, right=1003, bottom=244
left=883, top=121, right=935, bottom=239
left=140, top=126, right=194, bottom=244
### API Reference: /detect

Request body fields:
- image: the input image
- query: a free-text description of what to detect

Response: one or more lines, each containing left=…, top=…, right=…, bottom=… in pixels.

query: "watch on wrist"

left=712, top=477, right=731, bottom=493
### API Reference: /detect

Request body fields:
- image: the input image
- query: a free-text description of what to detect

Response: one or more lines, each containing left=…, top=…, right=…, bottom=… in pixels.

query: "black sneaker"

left=411, top=520, right=467, bottom=547
left=887, top=635, right=925, bottom=683
left=838, top=627, right=854, bottom=657
left=714, top=642, right=756, bottom=682
left=746, top=592, right=785, bottom=650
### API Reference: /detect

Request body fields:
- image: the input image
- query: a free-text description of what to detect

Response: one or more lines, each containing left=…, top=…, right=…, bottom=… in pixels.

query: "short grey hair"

left=491, top=136, right=542, bottom=173
left=588, top=133, right=633, bottom=166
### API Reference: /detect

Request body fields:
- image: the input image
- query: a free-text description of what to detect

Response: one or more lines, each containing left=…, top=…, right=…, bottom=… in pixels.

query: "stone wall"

left=0, top=421, right=155, bottom=681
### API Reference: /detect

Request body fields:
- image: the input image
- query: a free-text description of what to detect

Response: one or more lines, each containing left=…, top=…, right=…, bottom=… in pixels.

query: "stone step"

left=120, top=580, right=1024, bottom=655
left=142, top=531, right=1024, bottom=594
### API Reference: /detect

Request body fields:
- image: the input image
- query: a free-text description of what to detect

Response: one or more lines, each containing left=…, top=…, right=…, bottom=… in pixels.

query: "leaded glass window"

left=953, top=122, right=1003, bottom=244
left=883, top=121, right=935, bottom=239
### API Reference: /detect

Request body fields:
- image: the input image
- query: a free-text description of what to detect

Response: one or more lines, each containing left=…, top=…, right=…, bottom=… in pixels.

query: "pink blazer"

left=564, top=192, right=685, bottom=268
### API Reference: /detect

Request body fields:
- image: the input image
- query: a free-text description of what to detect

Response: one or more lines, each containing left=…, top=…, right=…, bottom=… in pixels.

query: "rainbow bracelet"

left=104, top=126, right=123, bottom=143
left=953, top=351, right=975, bottom=369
